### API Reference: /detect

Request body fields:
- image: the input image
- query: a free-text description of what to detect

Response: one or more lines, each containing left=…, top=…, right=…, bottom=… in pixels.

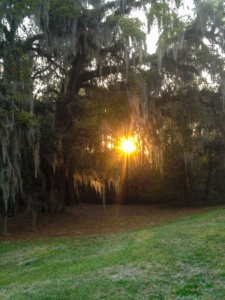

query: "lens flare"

left=120, top=138, right=136, bottom=154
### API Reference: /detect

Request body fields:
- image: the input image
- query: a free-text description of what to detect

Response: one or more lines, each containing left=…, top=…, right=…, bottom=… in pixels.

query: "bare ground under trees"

left=0, top=204, right=223, bottom=242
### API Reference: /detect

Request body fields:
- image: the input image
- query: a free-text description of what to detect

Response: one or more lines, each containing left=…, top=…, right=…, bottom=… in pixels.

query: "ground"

left=0, top=204, right=218, bottom=242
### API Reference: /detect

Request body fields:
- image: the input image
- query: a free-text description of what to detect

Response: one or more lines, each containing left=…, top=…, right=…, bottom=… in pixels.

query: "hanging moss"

left=0, top=1, right=41, bottom=224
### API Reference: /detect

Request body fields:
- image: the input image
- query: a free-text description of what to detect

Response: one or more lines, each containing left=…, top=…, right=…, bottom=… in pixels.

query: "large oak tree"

left=1, top=0, right=225, bottom=234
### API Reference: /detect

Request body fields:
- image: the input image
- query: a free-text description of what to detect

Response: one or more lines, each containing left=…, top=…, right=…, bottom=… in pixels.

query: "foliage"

left=119, top=17, right=146, bottom=42
left=1, top=0, right=225, bottom=233
left=15, top=111, right=39, bottom=128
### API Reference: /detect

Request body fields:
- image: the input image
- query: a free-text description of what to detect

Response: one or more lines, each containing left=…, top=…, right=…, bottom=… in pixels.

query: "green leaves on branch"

left=15, top=110, right=39, bottom=128
left=1, top=0, right=39, bottom=22
left=49, top=0, right=82, bottom=18
left=118, top=17, right=146, bottom=42
left=147, top=2, right=171, bottom=32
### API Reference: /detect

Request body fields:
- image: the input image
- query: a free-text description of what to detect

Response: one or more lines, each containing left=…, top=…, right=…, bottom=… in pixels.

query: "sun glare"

left=120, top=138, right=136, bottom=154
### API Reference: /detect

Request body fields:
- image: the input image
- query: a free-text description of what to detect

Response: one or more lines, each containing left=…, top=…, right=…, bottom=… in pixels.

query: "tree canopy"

left=1, top=0, right=225, bottom=234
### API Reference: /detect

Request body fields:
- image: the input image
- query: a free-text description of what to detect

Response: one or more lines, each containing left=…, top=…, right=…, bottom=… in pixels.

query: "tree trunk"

left=2, top=214, right=8, bottom=236
left=30, top=209, right=37, bottom=232
left=203, top=164, right=213, bottom=206
left=66, top=172, right=77, bottom=205
left=67, top=45, right=87, bottom=93
left=184, top=162, right=193, bottom=206
left=27, top=194, right=38, bottom=232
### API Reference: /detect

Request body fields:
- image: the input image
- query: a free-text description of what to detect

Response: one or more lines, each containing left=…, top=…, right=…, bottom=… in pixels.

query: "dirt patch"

left=0, top=204, right=221, bottom=241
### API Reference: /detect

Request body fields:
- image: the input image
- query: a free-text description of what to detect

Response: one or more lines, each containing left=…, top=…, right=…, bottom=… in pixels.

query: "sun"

left=120, top=137, right=136, bottom=154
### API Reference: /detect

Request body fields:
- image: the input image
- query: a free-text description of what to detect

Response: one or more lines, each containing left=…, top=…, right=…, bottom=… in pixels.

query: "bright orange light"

left=120, top=138, right=136, bottom=154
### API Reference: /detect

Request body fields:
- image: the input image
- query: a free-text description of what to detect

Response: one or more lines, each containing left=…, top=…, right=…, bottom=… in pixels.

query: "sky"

left=133, top=2, right=195, bottom=54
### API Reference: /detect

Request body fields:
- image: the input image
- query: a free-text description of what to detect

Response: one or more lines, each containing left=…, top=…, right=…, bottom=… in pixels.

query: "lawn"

left=1, top=209, right=225, bottom=299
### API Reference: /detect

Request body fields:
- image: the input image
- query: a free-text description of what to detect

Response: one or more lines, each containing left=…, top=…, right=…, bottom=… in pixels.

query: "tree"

left=0, top=1, right=41, bottom=234
left=143, top=0, right=225, bottom=204
left=1, top=0, right=225, bottom=234
left=0, top=0, right=150, bottom=233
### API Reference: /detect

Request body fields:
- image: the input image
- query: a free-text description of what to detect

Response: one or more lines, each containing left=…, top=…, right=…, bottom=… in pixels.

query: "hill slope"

left=1, top=209, right=225, bottom=299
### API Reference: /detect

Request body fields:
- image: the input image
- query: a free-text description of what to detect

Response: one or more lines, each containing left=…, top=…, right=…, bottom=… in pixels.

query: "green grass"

left=1, top=209, right=225, bottom=299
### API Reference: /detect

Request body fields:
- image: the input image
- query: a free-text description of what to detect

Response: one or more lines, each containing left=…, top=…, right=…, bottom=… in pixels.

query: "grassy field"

left=1, top=209, right=225, bottom=300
